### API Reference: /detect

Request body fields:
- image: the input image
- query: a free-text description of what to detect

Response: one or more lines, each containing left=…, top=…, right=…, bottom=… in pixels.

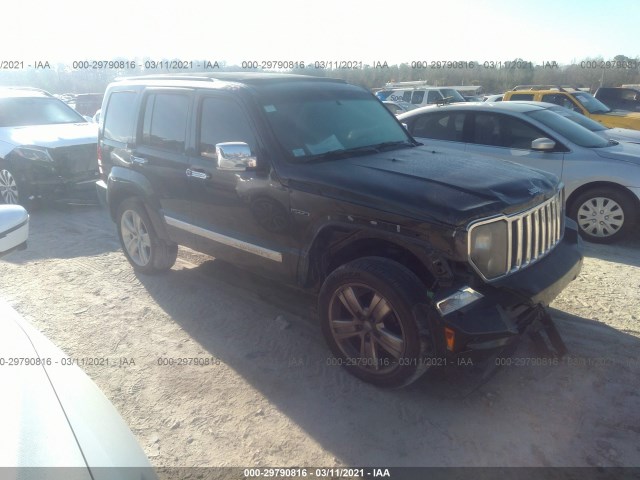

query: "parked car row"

left=4, top=73, right=639, bottom=390
left=398, top=101, right=640, bottom=243
left=0, top=87, right=99, bottom=205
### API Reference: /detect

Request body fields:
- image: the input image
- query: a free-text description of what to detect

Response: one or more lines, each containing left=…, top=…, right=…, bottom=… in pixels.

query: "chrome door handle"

left=186, top=168, right=210, bottom=180
left=131, top=156, right=148, bottom=166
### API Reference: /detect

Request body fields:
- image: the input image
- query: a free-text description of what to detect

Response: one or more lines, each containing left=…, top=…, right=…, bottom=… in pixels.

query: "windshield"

left=0, top=97, right=86, bottom=127
left=260, top=85, right=412, bottom=160
left=527, top=109, right=610, bottom=148
left=547, top=105, right=608, bottom=132
left=440, top=89, right=466, bottom=103
left=573, top=92, right=611, bottom=114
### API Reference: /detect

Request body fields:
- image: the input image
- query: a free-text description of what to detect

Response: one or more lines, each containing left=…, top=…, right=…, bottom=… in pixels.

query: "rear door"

left=129, top=88, right=196, bottom=247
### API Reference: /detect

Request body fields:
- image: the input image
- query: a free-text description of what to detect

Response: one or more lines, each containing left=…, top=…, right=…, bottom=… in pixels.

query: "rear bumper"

left=435, top=221, right=583, bottom=356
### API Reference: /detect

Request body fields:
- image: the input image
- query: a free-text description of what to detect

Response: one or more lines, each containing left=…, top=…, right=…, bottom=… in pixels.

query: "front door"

left=178, top=93, right=299, bottom=281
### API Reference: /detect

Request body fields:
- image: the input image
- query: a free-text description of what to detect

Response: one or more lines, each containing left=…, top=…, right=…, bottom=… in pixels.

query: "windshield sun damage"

left=260, top=86, right=413, bottom=160
left=0, top=97, right=86, bottom=127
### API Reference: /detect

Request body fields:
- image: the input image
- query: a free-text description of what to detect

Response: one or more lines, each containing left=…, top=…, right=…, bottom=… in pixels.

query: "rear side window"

left=411, top=112, right=465, bottom=141
left=411, top=91, right=425, bottom=104
left=426, top=91, right=443, bottom=104
left=141, top=93, right=190, bottom=153
left=103, top=91, right=137, bottom=143
left=509, top=93, right=535, bottom=100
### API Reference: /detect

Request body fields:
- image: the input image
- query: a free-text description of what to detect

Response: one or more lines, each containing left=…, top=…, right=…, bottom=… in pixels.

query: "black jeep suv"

left=0, top=88, right=99, bottom=205
left=97, top=73, right=582, bottom=387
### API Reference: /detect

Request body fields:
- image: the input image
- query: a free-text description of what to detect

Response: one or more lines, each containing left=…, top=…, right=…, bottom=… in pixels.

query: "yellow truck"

left=503, top=85, right=640, bottom=130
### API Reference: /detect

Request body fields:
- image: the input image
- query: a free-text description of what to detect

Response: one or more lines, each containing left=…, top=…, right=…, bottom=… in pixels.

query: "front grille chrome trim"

left=468, top=188, right=565, bottom=282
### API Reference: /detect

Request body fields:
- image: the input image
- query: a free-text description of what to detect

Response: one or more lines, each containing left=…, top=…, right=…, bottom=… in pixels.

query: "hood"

left=287, top=145, right=559, bottom=227
left=0, top=300, right=157, bottom=477
left=593, top=142, right=640, bottom=165
left=599, top=127, right=640, bottom=145
left=0, top=300, right=91, bottom=472
left=0, top=122, right=98, bottom=150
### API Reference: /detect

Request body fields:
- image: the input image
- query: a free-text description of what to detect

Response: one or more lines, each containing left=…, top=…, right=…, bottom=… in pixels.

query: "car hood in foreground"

left=0, top=299, right=156, bottom=479
left=0, top=123, right=98, bottom=152
left=286, top=145, right=559, bottom=227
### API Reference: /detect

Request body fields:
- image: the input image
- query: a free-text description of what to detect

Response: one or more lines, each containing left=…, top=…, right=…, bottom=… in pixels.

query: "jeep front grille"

left=509, top=190, right=564, bottom=272
left=467, top=189, right=565, bottom=281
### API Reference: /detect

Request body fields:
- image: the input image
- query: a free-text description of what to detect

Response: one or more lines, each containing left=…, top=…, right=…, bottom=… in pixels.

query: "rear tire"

left=569, top=187, right=637, bottom=244
left=117, top=198, right=178, bottom=274
left=319, top=257, right=441, bottom=388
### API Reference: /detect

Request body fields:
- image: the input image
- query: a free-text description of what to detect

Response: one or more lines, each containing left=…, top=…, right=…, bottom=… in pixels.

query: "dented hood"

left=287, top=145, right=559, bottom=227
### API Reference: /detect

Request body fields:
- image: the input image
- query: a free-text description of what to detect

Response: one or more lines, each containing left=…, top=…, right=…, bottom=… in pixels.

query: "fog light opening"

left=444, top=328, right=455, bottom=351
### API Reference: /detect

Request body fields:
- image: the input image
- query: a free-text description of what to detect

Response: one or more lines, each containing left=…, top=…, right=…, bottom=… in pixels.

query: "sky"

left=2, top=0, right=639, bottom=66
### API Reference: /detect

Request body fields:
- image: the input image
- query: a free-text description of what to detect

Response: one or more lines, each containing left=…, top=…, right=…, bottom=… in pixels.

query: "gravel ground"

left=1, top=202, right=639, bottom=468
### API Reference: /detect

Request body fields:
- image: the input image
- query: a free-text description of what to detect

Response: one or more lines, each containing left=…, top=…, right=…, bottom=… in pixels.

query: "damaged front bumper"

left=433, top=220, right=583, bottom=357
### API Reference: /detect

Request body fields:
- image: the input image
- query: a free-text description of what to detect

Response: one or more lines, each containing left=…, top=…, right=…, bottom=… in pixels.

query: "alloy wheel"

left=120, top=209, right=152, bottom=266
left=0, top=169, right=19, bottom=204
left=328, top=283, right=405, bottom=374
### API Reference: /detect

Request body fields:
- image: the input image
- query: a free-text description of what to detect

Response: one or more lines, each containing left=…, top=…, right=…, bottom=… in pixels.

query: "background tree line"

left=0, top=55, right=638, bottom=95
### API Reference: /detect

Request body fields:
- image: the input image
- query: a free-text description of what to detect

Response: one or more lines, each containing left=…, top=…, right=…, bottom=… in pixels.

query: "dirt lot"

left=1, top=202, right=639, bottom=468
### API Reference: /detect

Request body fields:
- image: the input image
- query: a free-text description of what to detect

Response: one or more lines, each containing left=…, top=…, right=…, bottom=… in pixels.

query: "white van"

left=375, top=81, right=467, bottom=107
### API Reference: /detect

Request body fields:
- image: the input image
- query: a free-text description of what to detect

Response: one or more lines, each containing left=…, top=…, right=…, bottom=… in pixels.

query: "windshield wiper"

left=370, top=140, right=417, bottom=151
left=301, top=145, right=380, bottom=162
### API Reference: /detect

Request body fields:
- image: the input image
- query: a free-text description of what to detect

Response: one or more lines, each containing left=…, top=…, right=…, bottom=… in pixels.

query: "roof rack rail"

left=511, top=85, right=582, bottom=92
left=383, top=80, right=433, bottom=88
left=115, top=74, right=218, bottom=82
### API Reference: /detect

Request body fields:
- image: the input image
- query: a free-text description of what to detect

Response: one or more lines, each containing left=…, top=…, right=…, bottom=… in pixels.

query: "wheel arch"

left=566, top=181, right=640, bottom=215
left=107, top=167, right=172, bottom=243
left=303, top=224, right=453, bottom=292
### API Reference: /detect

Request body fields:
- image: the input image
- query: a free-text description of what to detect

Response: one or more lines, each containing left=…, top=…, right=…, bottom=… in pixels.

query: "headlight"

left=469, top=219, right=509, bottom=280
left=12, top=146, right=54, bottom=162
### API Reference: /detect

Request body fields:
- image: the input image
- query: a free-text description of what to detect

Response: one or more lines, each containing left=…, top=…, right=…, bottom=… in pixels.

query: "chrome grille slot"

left=509, top=191, right=563, bottom=273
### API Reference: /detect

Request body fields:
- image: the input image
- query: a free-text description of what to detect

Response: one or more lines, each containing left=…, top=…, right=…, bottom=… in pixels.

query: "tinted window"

left=0, top=97, right=85, bottom=128
left=103, top=91, right=137, bottom=143
left=541, top=93, right=581, bottom=112
left=411, top=91, right=425, bottom=104
left=509, top=93, right=534, bottom=100
left=472, top=113, right=547, bottom=149
left=402, top=91, right=412, bottom=102
left=426, top=91, right=443, bottom=104
left=411, top=112, right=465, bottom=141
left=141, top=93, right=189, bottom=153
left=199, top=97, right=257, bottom=158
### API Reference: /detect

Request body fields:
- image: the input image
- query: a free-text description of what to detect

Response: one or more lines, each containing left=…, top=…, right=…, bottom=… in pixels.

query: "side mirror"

left=531, top=137, right=556, bottom=151
left=216, top=142, right=257, bottom=171
left=0, top=205, right=29, bottom=258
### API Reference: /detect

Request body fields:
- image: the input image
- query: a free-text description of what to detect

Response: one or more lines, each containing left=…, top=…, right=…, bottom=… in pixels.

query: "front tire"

left=569, top=187, right=637, bottom=244
left=117, top=198, right=178, bottom=274
left=319, top=257, right=440, bottom=388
